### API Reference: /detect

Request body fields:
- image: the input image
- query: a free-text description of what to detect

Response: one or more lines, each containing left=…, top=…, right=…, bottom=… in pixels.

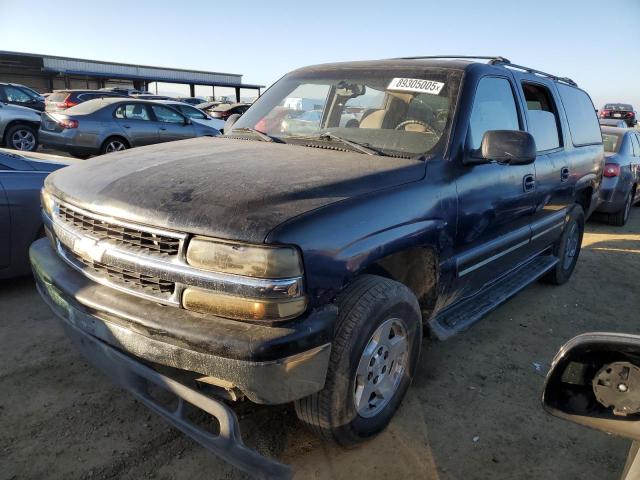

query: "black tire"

left=5, top=124, right=38, bottom=152
left=100, top=136, right=129, bottom=155
left=294, top=274, right=422, bottom=447
left=543, top=204, right=585, bottom=285
left=608, top=190, right=633, bottom=226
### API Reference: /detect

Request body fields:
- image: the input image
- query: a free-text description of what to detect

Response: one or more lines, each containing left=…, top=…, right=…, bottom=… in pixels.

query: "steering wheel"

left=395, top=119, right=437, bottom=134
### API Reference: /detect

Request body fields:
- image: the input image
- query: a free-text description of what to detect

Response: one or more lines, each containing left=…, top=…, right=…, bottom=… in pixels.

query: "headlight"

left=185, top=236, right=306, bottom=320
left=41, top=188, right=55, bottom=217
left=186, top=236, right=303, bottom=278
left=182, top=288, right=307, bottom=321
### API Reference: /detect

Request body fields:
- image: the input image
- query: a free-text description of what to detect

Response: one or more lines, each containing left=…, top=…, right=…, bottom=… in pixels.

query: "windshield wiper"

left=315, top=132, right=381, bottom=156
left=231, top=127, right=284, bottom=143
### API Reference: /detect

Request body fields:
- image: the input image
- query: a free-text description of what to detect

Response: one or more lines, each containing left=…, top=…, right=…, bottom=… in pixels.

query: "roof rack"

left=393, top=55, right=511, bottom=63
left=393, top=55, right=578, bottom=87
left=490, top=58, right=578, bottom=87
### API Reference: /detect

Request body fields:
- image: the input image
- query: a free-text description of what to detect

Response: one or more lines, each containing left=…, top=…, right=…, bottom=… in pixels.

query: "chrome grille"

left=58, top=204, right=180, bottom=256
left=64, top=246, right=175, bottom=295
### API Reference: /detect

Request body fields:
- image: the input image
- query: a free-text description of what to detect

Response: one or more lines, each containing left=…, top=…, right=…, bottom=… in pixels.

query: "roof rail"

left=393, top=55, right=511, bottom=63
left=393, top=55, right=578, bottom=87
left=490, top=59, right=578, bottom=87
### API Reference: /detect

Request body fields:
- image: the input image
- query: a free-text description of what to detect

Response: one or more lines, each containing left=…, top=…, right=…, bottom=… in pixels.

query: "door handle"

left=159, top=127, right=167, bottom=131
left=523, top=174, right=536, bottom=192
left=122, top=124, right=131, bottom=129
left=561, top=166, right=569, bottom=182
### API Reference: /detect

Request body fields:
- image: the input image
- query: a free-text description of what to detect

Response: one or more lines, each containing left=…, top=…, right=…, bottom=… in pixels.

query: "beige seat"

left=359, top=109, right=387, bottom=129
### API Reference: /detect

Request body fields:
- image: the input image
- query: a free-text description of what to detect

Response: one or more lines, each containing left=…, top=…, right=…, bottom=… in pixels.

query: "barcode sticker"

left=387, top=78, right=445, bottom=95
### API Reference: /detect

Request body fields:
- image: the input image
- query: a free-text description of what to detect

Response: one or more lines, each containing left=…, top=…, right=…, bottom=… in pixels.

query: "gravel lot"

left=1, top=210, right=639, bottom=480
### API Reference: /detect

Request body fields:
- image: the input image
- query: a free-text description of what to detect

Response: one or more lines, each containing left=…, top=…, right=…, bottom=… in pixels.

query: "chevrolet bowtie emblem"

left=72, top=236, right=106, bottom=263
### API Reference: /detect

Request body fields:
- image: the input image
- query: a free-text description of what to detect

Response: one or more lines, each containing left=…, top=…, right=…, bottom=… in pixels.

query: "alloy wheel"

left=11, top=129, right=36, bottom=151
left=105, top=140, right=127, bottom=153
left=353, top=317, right=408, bottom=418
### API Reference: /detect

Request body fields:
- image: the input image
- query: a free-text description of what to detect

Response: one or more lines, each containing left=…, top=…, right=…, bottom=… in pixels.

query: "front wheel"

left=5, top=124, right=38, bottom=151
left=543, top=204, right=585, bottom=285
left=295, top=275, right=422, bottom=447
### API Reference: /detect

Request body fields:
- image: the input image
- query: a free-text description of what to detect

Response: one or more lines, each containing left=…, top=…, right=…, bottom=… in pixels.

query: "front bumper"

left=61, top=306, right=291, bottom=479
left=30, top=238, right=334, bottom=404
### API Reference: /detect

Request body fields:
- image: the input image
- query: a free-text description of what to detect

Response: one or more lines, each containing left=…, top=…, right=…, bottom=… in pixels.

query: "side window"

left=468, top=77, right=520, bottom=150
left=522, top=83, right=562, bottom=151
left=631, top=134, right=640, bottom=157
left=178, top=105, right=206, bottom=119
left=4, top=86, right=33, bottom=103
left=114, top=103, right=151, bottom=120
left=556, top=84, right=601, bottom=146
left=0, top=163, right=13, bottom=170
left=151, top=105, right=185, bottom=123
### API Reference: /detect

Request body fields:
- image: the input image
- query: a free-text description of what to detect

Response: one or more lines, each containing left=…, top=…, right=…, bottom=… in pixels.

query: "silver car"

left=39, top=98, right=221, bottom=158
left=155, top=100, right=226, bottom=131
left=0, top=102, right=42, bottom=152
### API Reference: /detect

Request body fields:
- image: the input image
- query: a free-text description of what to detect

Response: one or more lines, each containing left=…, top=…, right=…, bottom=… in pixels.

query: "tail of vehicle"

left=45, top=92, right=78, bottom=112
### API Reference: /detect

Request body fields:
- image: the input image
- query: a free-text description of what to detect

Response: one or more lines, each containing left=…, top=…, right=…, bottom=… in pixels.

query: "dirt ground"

left=2, top=211, right=639, bottom=480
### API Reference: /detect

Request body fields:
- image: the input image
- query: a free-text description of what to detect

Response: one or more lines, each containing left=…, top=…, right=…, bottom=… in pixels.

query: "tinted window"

left=4, top=85, right=33, bottom=103
left=602, top=133, right=621, bottom=153
left=0, top=163, right=13, bottom=170
left=557, top=84, right=601, bottom=146
left=522, top=83, right=561, bottom=151
left=468, top=77, right=520, bottom=150
left=631, top=134, right=640, bottom=157
left=176, top=105, right=207, bottom=119
left=114, top=103, right=151, bottom=120
left=151, top=105, right=184, bottom=123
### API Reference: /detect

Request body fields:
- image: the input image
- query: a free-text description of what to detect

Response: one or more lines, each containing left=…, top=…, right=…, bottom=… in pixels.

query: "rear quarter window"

left=557, top=84, right=602, bottom=146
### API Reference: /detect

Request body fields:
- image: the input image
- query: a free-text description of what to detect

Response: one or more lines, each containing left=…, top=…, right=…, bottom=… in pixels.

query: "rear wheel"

left=294, top=275, right=422, bottom=447
left=5, top=124, right=38, bottom=152
left=609, top=191, right=632, bottom=227
left=543, top=204, right=585, bottom=285
left=100, top=137, right=128, bottom=155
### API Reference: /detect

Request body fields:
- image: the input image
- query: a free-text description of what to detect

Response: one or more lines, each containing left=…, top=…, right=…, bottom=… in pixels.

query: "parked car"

left=45, top=90, right=129, bottom=113
left=595, top=126, right=640, bottom=226
left=99, top=87, right=144, bottom=95
left=156, top=100, right=225, bottom=130
left=132, top=94, right=175, bottom=101
left=176, top=97, right=207, bottom=106
left=280, top=109, right=361, bottom=134
left=205, top=102, right=251, bottom=120
left=0, top=82, right=45, bottom=112
left=32, top=56, right=603, bottom=475
left=600, top=103, right=637, bottom=128
left=600, top=118, right=628, bottom=128
left=543, top=332, right=640, bottom=480
left=195, top=100, right=223, bottom=110
left=39, top=98, right=220, bottom=158
left=0, top=149, right=68, bottom=279
left=0, top=101, right=41, bottom=152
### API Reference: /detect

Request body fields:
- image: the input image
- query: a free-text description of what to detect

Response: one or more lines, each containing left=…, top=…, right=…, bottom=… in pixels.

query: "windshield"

left=231, top=66, right=462, bottom=157
left=602, top=133, right=621, bottom=153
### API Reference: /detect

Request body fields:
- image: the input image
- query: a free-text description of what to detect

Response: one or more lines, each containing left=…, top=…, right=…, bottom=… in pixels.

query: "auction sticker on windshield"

left=387, top=78, right=445, bottom=95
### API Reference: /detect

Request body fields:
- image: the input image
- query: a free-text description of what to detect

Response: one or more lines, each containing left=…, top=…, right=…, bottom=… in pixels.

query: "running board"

left=429, top=256, right=559, bottom=340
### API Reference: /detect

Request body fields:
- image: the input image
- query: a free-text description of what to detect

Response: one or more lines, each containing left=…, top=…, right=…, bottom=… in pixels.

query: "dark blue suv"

left=31, top=56, right=604, bottom=476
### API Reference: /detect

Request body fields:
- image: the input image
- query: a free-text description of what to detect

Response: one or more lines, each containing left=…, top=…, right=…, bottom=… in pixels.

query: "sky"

left=1, top=0, right=639, bottom=107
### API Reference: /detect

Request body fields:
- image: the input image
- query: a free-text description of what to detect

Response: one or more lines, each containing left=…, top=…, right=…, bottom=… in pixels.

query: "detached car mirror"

left=543, top=333, right=640, bottom=479
left=224, top=113, right=241, bottom=133
left=466, top=130, right=536, bottom=166
left=543, top=332, right=640, bottom=440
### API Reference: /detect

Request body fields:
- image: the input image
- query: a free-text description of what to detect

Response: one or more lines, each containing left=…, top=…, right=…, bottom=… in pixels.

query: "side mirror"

left=224, top=113, right=241, bottom=133
left=184, top=117, right=192, bottom=125
left=466, top=130, right=536, bottom=166
left=543, top=332, right=640, bottom=441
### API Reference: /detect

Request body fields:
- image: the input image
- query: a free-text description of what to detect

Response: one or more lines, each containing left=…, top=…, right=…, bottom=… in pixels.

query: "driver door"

left=149, top=105, right=196, bottom=142
left=453, top=76, right=538, bottom=298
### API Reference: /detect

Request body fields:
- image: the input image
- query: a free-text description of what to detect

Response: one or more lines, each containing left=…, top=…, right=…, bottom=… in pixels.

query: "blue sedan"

left=596, top=127, right=640, bottom=226
left=0, top=149, right=69, bottom=279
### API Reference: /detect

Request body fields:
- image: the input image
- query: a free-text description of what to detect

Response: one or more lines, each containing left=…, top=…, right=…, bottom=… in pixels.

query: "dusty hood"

left=46, top=137, right=426, bottom=242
